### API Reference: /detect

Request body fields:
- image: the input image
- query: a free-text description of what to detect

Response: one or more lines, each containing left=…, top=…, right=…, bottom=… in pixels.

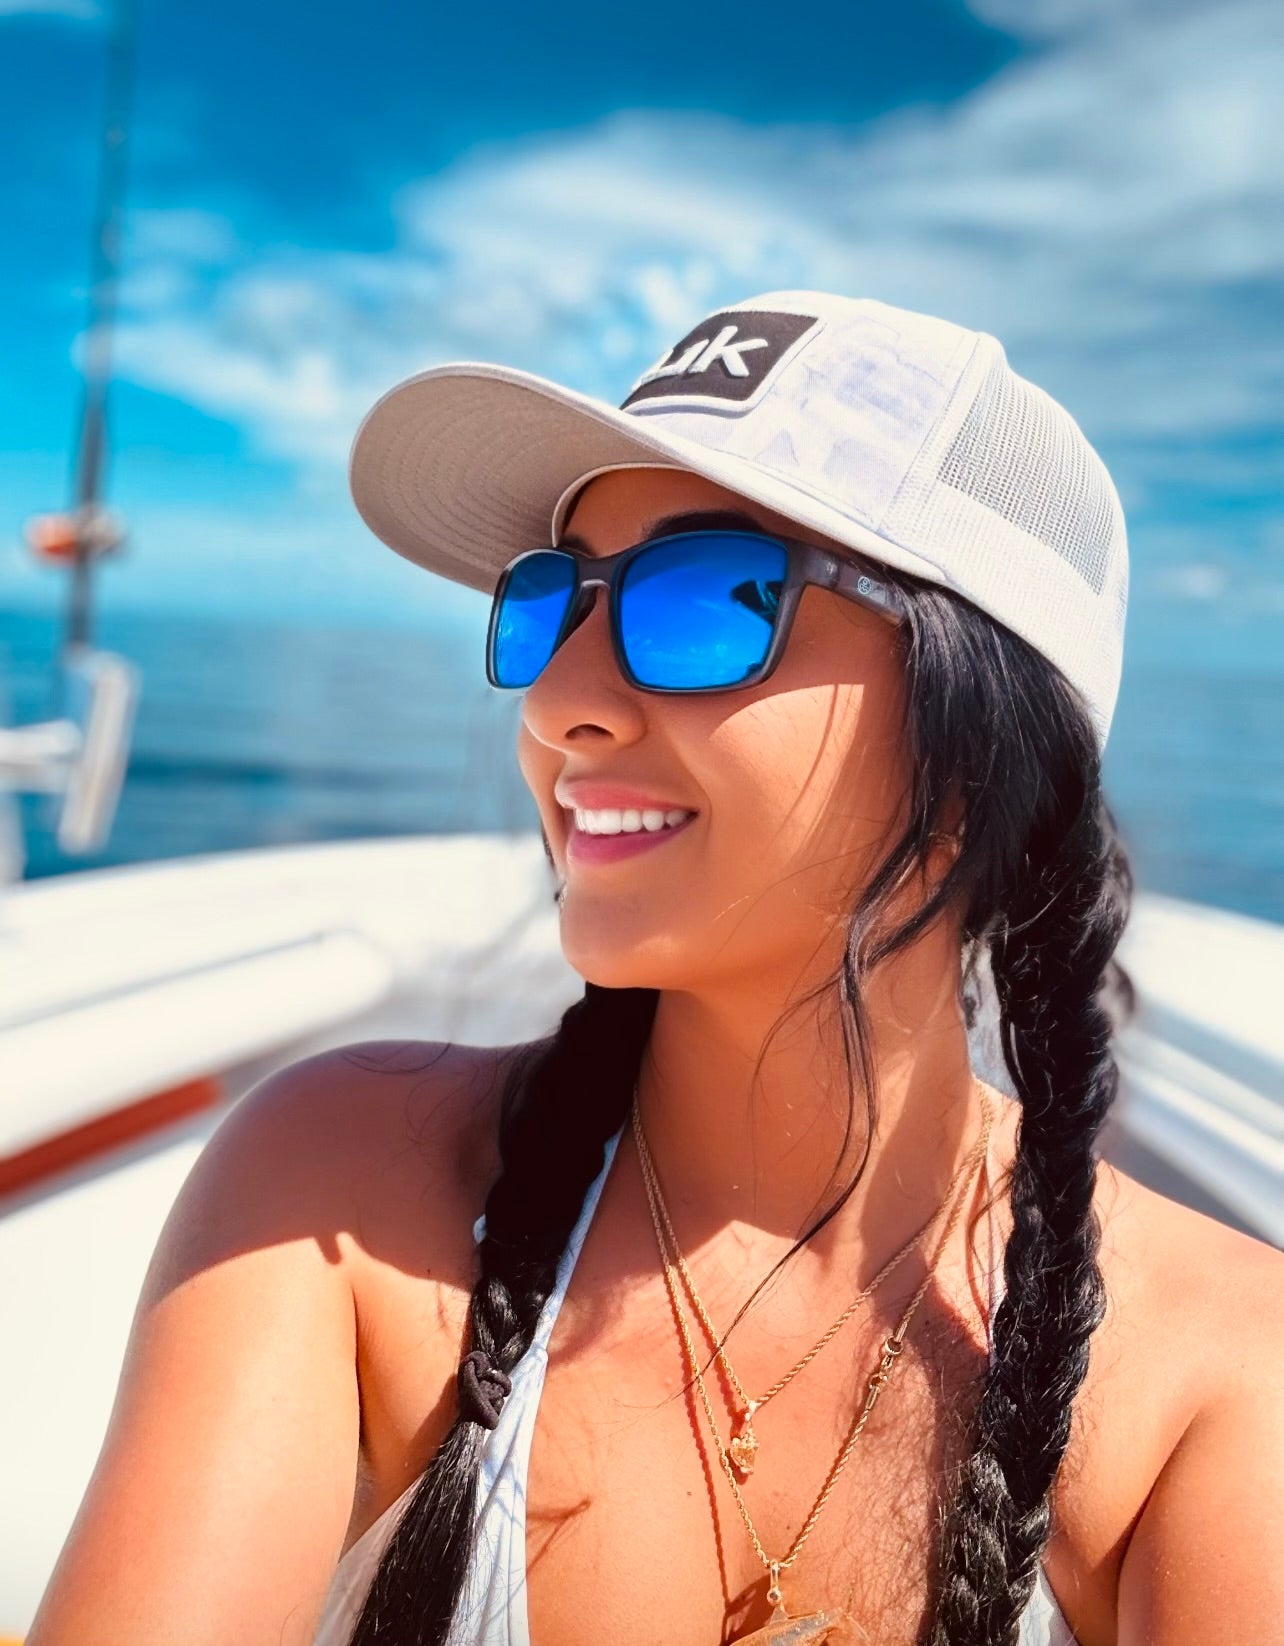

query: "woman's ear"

left=885, top=812, right=964, bottom=925
left=925, top=786, right=965, bottom=881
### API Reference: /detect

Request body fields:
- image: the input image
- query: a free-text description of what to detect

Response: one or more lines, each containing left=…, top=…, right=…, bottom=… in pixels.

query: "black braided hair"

left=924, top=624, right=1133, bottom=1644
left=345, top=565, right=1133, bottom=1646
left=346, top=983, right=657, bottom=1646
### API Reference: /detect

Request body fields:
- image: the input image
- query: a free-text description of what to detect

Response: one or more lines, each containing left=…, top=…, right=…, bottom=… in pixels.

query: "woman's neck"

left=632, top=926, right=994, bottom=1280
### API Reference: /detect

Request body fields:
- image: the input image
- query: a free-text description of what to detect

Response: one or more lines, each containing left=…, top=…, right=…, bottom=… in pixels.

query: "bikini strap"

left=531, top=1125, right=624, bottom=1354
left=470, top=1124, right=627, bottom=1356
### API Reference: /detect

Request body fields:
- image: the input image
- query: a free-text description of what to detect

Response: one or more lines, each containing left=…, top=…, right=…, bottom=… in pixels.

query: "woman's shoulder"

left=281, top=1035, right=533, bottom=1233
left=983, top=1092, right=1278, bottom=1378
left=263, top=1037, right=538, bottom=1533
left=1084, top=1160, right=1283, bottom=1628
left=1042, top=1149, right=1282, bottom=1637
left=1095, top=1155, right=1282, bottom=1360
left=226, top=1036, right=540, bottom=1317
left=1092, top=1153, right=1283, bottom=1478
left=1059, top=1143, right=1282, bottom=1462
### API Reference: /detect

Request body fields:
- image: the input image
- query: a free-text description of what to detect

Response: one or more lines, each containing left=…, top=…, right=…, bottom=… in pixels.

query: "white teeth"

left=573, top=806, right=695, bottom=836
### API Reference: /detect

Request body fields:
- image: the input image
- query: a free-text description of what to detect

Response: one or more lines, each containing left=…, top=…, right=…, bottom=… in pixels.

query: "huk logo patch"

left=619, top=308, right=822, bottom=413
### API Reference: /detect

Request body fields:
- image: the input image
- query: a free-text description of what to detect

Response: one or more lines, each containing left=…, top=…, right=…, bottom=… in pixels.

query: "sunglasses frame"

left=485, top=528, right=909, bottom=695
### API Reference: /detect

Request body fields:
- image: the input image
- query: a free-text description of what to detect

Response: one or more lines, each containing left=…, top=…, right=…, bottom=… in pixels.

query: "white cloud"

left=105, top=0, right=1282, bottom=603
left=961, top=0, right=1203, bottom=40
left=126, top=208, right=241, bottom=269
left=1157, top=563, right=1228, bottom=601
left=114, top=319, right=348, bottom=435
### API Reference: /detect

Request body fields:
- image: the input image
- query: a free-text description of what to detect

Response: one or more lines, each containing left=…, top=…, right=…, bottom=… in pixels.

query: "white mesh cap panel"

left=938, top=358, right=1120, bottom=597
left=881, top=337, right=1128, bottom=744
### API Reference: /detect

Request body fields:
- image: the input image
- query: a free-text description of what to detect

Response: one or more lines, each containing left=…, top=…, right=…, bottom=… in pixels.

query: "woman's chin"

left=558, top=905, right=690, bottom=992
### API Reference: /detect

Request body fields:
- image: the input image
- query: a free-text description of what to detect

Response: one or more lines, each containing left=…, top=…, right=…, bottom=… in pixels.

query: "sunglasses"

left=486, top=528, right=908, bottom=694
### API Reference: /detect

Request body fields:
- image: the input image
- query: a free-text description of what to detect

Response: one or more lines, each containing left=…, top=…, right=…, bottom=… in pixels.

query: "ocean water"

left=1, top=607, right=1281, bottom=924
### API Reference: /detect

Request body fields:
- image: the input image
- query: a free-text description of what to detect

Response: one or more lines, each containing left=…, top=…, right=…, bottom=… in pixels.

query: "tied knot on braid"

left=457, top=1349, right=513, bottom=1431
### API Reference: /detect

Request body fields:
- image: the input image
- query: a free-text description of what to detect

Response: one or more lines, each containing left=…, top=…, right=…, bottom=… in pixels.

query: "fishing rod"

left=4, top=0, right=141, bottom=872
left=25, top=0, right=138, bottom=646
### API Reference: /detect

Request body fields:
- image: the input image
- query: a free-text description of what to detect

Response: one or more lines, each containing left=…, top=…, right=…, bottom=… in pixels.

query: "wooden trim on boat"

left=0, top=1076, right=223, bottom=1200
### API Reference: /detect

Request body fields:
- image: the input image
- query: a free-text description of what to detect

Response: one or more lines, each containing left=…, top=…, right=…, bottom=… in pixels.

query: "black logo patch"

left=619, top=308, right=822, bottom=413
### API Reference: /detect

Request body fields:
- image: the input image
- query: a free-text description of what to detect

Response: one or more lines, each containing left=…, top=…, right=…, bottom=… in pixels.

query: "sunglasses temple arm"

left=828, top=557, right=909, bottom=625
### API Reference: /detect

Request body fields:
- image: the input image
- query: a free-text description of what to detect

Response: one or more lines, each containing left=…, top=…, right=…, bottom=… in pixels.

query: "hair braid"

left=347, top=981, right=657, bottom=1646
left=927, top=753, right=1134, bottom=1643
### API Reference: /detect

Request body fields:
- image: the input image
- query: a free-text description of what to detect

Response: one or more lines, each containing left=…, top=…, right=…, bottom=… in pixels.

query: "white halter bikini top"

left=313, top=1124, right=1080, bottom=1646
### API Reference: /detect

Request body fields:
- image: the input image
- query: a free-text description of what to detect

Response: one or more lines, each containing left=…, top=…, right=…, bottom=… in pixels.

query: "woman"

left=30, top=294, right=1282, bottom=1646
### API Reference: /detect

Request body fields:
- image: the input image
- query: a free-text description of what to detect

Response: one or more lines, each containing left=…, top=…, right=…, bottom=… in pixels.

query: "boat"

left=1, top=826, right=1280, bottom=1634
left=1, top=4, right=1277, bottom=1634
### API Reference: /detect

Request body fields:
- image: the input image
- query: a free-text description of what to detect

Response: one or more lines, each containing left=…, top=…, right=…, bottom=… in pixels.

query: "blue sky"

left=0, top=0, right=1280, bottom=669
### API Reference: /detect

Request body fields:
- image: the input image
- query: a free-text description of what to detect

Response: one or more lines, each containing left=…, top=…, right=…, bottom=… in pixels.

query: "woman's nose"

left=520, top=586, right=647, bottom=749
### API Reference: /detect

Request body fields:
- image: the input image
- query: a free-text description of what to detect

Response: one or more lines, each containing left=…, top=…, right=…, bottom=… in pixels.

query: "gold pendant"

left=728, top=1400, right=762, bottom=1476
left=729, top=1560, right=848, bottom=1644
left=727, top=1422, right=759, bottom=1476
left=729, top=1602, right=848, bottom=1644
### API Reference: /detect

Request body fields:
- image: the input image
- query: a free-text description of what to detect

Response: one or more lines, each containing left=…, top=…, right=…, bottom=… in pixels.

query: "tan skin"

left=29, top=469, right=1284, bottom=1646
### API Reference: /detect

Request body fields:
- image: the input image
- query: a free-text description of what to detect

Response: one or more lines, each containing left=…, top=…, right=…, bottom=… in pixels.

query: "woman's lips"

left=565, top=812, right=698, bottom=866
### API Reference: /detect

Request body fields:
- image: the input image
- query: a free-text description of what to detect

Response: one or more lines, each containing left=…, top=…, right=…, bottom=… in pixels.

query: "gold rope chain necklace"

left=633, top=1084, right=995, bottom=1643
left=632, top=1076, right=990, bottom=1481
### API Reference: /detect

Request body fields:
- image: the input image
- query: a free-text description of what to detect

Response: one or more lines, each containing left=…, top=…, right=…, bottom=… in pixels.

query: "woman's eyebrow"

left=559, top=508, right=769, bottom=552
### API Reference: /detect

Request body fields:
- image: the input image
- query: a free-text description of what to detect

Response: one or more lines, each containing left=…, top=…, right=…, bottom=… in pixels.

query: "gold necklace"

left=633, top=1076, right=988, bottom=1480
left=634, top=1085, right=995, bottom=1642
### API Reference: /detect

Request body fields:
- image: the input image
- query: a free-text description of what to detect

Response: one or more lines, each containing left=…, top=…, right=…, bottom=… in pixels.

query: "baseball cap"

left=348, top=291, right=1129, bottom=747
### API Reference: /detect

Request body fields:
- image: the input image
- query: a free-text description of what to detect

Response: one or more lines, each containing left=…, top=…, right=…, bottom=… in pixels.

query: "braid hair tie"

left=457, top=1348, right=512, bottom=1431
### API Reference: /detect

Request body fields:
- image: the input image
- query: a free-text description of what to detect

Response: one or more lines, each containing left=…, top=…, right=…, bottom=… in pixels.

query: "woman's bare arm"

left=1116, top=1234, right=1284, bottom=1644
left=25, top=1052, right=368, bottom=1646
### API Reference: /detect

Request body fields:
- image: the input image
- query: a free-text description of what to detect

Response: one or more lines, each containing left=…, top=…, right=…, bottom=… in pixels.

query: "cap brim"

left=348, top=361, right=948, bottom=596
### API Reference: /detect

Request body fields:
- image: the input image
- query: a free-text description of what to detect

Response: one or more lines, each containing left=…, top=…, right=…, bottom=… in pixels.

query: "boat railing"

left=0, top=642, right=139, bottom=886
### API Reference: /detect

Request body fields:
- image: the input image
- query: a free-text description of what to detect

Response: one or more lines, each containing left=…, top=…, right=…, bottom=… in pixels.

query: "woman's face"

left=517, top=467, right=915, bottom=994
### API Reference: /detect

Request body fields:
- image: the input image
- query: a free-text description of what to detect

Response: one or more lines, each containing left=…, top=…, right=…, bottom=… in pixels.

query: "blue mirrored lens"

left=618, top=532, right=787, bottom=688
left=491, top=552, right=577, bottom=687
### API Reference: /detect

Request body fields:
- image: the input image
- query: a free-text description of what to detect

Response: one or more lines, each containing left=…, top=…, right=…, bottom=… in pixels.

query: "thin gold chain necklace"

left=633, top=1086, right=995, bottom=1642
left=633, top=1076, right=989, bottom=1479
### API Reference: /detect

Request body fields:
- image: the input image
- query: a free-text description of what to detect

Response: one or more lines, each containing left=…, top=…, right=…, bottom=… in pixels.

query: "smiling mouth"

left=563, top=808, right=699, bottom=865
left=568, top=805, right=698, bottom=837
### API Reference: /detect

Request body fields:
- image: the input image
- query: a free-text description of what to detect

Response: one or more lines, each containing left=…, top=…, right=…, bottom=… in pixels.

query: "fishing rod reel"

left=0, top=509, right=139, bottom=880
left=25, top=503, right=126, bottom=566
